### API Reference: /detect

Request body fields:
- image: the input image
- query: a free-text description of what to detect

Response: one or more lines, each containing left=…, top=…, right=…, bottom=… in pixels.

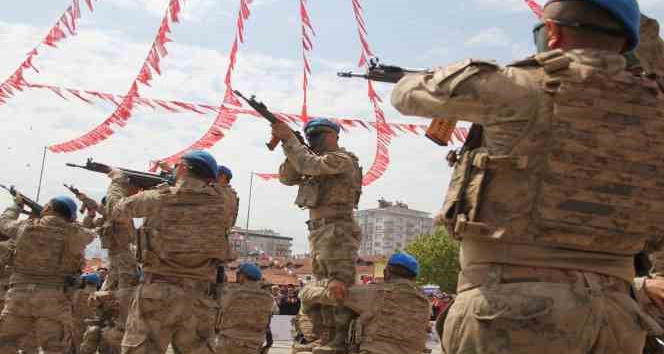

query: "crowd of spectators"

left=270, top=284, right=302, bottom=315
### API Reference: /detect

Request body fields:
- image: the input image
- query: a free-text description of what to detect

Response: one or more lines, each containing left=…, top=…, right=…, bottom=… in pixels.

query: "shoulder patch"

left=436, top=59, right=499, bottom=97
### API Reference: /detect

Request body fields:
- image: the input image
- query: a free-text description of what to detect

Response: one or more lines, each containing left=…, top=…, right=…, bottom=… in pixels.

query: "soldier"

left=273, top=118, right=363, bottom=354
left=214, top=263, right=274, bottom=354
left=107, top=150, right=228, bottom=354
left=300, top=253, right=431, bottom=354
left=90, top=192, right=137, bottom=292
left=391, top=0, right=661, bottom=352
left=72, top=273, right=103, bottom=353
left=0, top=195, right=95, bottom=353
left=80, top=290, right=124, bottom=354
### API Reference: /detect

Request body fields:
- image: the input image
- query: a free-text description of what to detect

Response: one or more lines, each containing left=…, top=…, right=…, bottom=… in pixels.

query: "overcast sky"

left=1, top=0, right=663, bottom=254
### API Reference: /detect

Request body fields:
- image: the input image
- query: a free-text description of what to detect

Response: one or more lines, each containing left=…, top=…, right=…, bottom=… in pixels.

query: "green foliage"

left=405, top=228, right=460, bottom=293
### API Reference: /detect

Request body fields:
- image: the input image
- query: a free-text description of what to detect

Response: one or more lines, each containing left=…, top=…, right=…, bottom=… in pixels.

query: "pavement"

left=266, top=341, right=443, bottom=354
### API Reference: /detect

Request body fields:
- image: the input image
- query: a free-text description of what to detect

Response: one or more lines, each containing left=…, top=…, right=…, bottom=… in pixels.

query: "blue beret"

left=52, top=196, right=77, bottom=221
left=80, top=273, right=100, bottom=285
left=545, top=0, right=640, bottom=51
left=182, top=150, right=219, bottom=179
left=238, top=263, right=262, bottom=281
left=304, top=118, right=340, bottom=135
left=217, top=165, right=233, bottom=180
left=388, top=252, right=419, bottom=276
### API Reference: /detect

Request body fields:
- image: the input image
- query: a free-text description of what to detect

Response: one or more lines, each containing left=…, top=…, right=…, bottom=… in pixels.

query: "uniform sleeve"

left=300, top=282, right=373, bottom=315
left=70, top=227, right=96, bottom=254
left=281, top=139, right=353, bottom=177
left=0, top=204, right=23, bottom=239
left=391, top=59, right=538, bottom=124
left=82, top=214, right=96, bottom=229
left=279, top=159, right=303, bottom=186
left=106, top=174, right=163, bottom=220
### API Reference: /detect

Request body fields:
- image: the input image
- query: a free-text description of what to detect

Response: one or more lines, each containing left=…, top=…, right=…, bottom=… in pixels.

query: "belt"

left=9, top=283, right=65, bottom=291
left=306, top=215, right=353, bottom=231
left=458, top=264, right=631, bottom=294
left=309, top=206, right=353, bottom=220
left=142, top=273, right=209, bottom=291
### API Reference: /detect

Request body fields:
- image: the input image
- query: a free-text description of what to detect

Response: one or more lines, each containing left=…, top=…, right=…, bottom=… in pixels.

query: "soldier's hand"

left=271, top=122, right=295, bottom=142
left=108, top=169, right=125, bottom=180
left=157, top=160, right=174, bottom=173
left=327, top=280, right=347, bottom=301
left=13, top=194, right=24, bottom=206
left=645, top=277, right=664, bottom=311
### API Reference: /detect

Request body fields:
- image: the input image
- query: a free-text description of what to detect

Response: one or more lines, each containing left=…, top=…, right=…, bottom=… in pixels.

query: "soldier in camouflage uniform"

left=300, top=253, right=431, bottom=354
left=80, top=290, right=125, bottom=354
left=0, top=196, right=95, bottom=354
left=107, top=150, right=228, bottom=354
left=214, top=263, right=273, bottom=354
left=392, top=0, right=663, bottom=352
left=72, top=273, right=103, bottom=353
left=216, top=165, right=239, bottom=262
left=273, top=118, right=363, bottom=354
left=85, top=191, right=138, bottom=292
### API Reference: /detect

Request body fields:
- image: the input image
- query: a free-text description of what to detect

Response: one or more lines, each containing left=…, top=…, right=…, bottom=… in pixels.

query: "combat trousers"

left=0, top=286, right=73, bottom=354
left=121, top=281, right=217, bottom=354
left=307, top=218, right=360, bottom=352
left=442, top=269, right=655, bottom=354
left=215, top=336, right=263, bottom=354
left=102, top=251, right=138, bottom=291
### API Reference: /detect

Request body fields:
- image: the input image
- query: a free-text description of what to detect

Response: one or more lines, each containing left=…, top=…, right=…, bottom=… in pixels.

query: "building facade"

left=229, top=227, right=293, bottom=257
left=355, top=199, right=434, bottom=256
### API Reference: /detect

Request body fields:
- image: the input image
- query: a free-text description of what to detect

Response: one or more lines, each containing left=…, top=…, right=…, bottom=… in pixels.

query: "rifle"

left=66, top=159, right=175, bottom=189
left=337, top=57, right=428, bottom=84
left=64, top=184, right=98, bottom=214
left=0, top=185, right=43, bottom=216
left=338, top=57, right=458, bottom=146
left=233, top=90, right=310, bottom=151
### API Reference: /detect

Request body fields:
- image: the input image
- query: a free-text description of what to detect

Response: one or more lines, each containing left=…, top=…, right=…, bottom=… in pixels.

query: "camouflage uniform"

left=392, top=49, right=664, bottom=353
left=300, top=278, right=431, bottom=354
left=107, top=175, right=229, bottom=354
left=0, top=204, right=95, bottom=353
left=279, top=136, right=363, bottom=351
left=80, top=290, right=127, bottom=354
left=72, top=281, right=102, bottom=353
left=214, top=281, right=273, bottom=354
left=215, top=183, right=239, bottom=262
left=635, top=15, right=664, bottom=78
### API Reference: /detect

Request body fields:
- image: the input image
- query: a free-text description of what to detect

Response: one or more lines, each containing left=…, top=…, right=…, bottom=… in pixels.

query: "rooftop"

left=231, top=227, right=294, bottom=241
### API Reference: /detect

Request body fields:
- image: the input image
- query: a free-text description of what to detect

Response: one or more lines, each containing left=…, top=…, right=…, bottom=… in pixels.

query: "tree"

left=405, top=228, right=460, bottom=293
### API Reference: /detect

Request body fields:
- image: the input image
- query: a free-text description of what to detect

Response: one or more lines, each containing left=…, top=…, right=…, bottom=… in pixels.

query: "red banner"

left=149, top=0, right=256, bottom=170
left=298, top=0, right=315, bottom=122
left=49, top=0, right=185, bottom=153
left=0, top=0, right=96, bottom=105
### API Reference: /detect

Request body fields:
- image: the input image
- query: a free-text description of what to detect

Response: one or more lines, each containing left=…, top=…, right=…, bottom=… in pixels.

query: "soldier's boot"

left=313, top=307, right=353, bottom=354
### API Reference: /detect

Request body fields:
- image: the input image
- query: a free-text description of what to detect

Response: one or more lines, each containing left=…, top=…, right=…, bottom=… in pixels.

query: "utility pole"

left=35, top=146, right=48, bottom=202
left=244, top=171, right=255, bottom=258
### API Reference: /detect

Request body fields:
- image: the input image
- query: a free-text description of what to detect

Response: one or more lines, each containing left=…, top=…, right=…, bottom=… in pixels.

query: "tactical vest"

left=355, top=280, right=430, bottom=353
left=147, top=187, right=229, bottom=263
left=12, top=218, right=80, bottom=284
left=220, top=282, right=274, bottom=347
left=443, top=50, right=663, bottom=255
left=99, top=218, right=133, bottom=254
left=295, top=150, right=363, bottom=210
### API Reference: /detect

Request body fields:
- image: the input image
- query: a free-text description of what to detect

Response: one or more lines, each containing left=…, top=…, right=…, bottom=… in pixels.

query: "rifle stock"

left=67, top=159, right=174, bottom=189
left=0, top=185, right=43, bottom=216
left=338, top=58, right=458, bottom=146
